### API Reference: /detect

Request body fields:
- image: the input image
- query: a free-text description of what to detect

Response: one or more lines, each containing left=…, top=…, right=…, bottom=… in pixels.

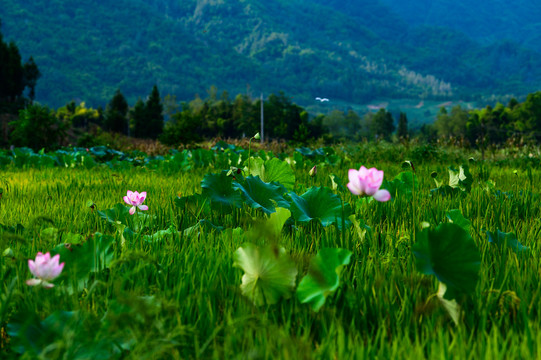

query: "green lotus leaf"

left=97, top=203, right=128, bottom=224
left=201, top=171, right=242, bottom=214
left=8, top=309, right=117, bottom=357
left=296, top=248, right=352, bottom=311
left=446, top=209, right=472, bottom=232
left=246, top=207, right=292, bottom=243
left=292, top=152, right=306, bottom=168
left=431, top=185, right=465, bottom=197
left=183, top=219, right=224, bottom=237
left=382, top=171, right=418, bottom=200
left=97, top=203, right=150, bottom=232
left=487, top=229, right=529, bottom=253
left=233, top=176, right=290, bottom=215
left=413, top=223, right=480, bottom=300
left=431, top=165, right=474, bottom=196
left=449, top=165, right=473, bottom=192
left=288, top=187, right=351, bottom=228
left=431, top=171, right=442, bottom=188
left=50, top=232, right=115, bottom=289
left=143, top=226, right=178, bottom=243
left=266, top=207, right=292, bottom=237
left=349, top=215, right=372, bottom=243
left=329, top=173, right=345, bottom=192
left=7, top=311, right=79, bottom=356
left=40, top=227, right=59, bottom=243
left=437, top=282, right=461, bottom=325
left=295, top=147, right=326, bottom=158
left=233, top=243, right=298, bottom=306
left=248, top=157, right=295, bottom=190
left=174, top=193, right=211, bottom=217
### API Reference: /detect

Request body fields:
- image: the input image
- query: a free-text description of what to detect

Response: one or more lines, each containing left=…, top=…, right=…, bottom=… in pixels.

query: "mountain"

left=379, top=0, right=541, bottom=53
left=0, top=0, right=540, bottom=108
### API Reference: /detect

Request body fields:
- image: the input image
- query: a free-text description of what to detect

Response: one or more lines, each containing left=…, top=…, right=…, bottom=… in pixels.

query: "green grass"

left=1, top=144, right=541, bottom=359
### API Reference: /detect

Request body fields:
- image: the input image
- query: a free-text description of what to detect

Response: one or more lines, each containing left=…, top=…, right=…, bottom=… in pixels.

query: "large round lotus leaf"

left=233, top=243, right=298, bottom=306
left=246, top=207, right=292, bottom=243
left=446, top=209, right=471, bottom=233
left=296, top=248, right=352, bottom=311
left=295, top=147, right=325, bottom=158
left=448, top=165, right=473, bottom=192
left=382, top=171, right=418, bottom=200
left=248, top=157, right=295, bottom=190
left=233, top=176, right=290, bottom=215
left=413, top=223, right=480, bottom=299
left=201, top=171, right=242, bottom=214
left=174, top=193, right=211, bottom=217
left=288, top=187, right=351, bottom=228
left=487, top=229, right=529, bottom=253
left=7, top=311, right=78, bottom=356
left=50, top=232, right=115, bottom=290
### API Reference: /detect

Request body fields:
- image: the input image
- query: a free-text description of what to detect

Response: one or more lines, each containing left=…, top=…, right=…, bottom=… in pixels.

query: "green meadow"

left=0, top=142, right=540, bottom=359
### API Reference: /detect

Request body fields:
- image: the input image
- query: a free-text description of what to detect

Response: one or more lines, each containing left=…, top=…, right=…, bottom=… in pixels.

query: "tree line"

left=5, top=76, right=541, bottom=151
left=421, top=93, right=541, bottom=146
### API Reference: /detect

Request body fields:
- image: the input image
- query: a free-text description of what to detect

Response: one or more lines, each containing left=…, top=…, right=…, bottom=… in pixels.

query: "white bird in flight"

left=315, top=97, right=329, bottom=102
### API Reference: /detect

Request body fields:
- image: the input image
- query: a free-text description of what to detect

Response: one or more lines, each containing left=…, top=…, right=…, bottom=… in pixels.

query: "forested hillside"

left=379, top=0, right=541, bottom=53
left=0, top=0, right=540, bottom=108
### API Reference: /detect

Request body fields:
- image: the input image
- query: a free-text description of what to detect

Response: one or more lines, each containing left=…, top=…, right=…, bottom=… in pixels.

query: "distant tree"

left=205, top=90, right=234, bottom=138
left=397, top=112, right=408, bottom=139
left=145, top=85, right=164, bottom=139
left=163, top=94, right=179, bottom=120
left=359, top=112, right=375, bottom=139
left=96, top=106, right=104, bottom=128
left=9, top=104, right=67, bottom=150
left=264, top=92, right=302, bottom=140
left=305, top=113, right=327, bottom=141
left=0, top=20, right=41, bottom=112
left=485, top=103, right=509, bottom=144
left=419, top=123, right=437, bottom=143
left=322, top=109, right=360, bottom=140
left=57, top=101, right=99, bottom=129
left=104, top=89, right=129, bottom=134
left=370, top=109, right=395, bottom=140
left=160, top=105, right=202, bottom=145
left=507, top=97, right=519, bottom=109
left=0, top=40, right=23, bottom=101
left=344, top=110, right=361, bottom=139
left=130, top=98, right=147, bottom=138
left=434, top=106, right=468, bottom=139
left=232, top=94, right=256, bottom=137
left=22, top=57, right=40, bottom=102
left=522, top=92, right=541, bottom=140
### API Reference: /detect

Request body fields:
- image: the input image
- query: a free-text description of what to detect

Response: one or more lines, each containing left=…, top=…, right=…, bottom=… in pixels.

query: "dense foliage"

left=0, top=19, right=40, bottom=114
left=380, top=0, right=541, bottom=53
left=0, top=1, right=540, bottom=108
left=4, top=82, right=541, bottom=150
left=428, top=92, right=541, bottom=145
left=0, top=142, right=539, bottom=358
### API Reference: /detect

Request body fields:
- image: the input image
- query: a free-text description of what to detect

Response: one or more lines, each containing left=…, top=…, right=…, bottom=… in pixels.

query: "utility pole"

left=260, top=93, right=264, bottom=142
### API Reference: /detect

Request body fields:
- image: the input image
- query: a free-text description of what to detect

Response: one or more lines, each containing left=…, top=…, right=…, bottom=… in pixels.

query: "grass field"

left=0, top=142, right=540, bottom=359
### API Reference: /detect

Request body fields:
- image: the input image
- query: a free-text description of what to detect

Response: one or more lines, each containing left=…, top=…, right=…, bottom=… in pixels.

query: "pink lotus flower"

left=123, top=190, right=148, bottom=215
left=347, top=166, right=391, bottom=202
left=26, top=252, right=64, bottom=288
